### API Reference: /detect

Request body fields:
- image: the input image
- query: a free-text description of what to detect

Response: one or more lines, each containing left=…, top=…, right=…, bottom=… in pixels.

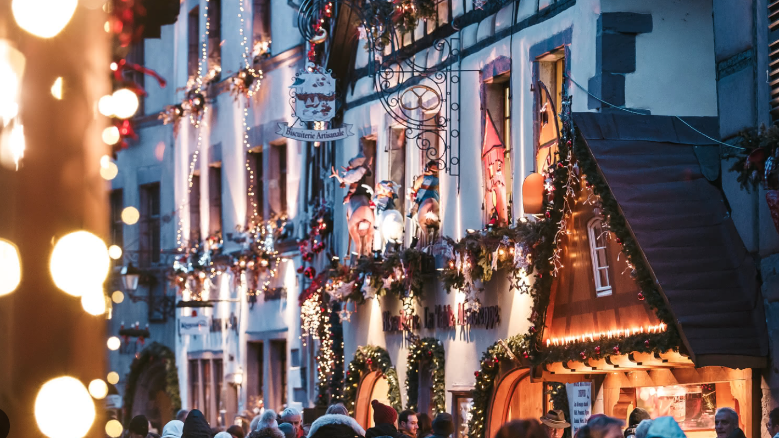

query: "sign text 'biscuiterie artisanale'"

left=383, top=303, right=501, bottom=332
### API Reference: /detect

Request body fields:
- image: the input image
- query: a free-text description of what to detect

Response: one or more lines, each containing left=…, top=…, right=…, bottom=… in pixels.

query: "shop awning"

left=572, top=112, right=768, bottom=368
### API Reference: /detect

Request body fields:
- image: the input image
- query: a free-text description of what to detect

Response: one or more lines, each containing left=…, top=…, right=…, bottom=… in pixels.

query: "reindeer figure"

left=409, top=161, right=440, bottom=248
left=330, top=153, right=375, bottom=259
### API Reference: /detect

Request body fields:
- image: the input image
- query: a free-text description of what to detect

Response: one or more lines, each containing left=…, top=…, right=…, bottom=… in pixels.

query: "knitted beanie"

left=371, top=400, right=397, bottom=425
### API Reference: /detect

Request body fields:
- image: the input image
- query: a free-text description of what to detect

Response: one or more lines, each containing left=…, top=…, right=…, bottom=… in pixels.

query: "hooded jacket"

left=249, top=427, right=285, bottom=438
left=307, top=414, right=366, bottom=438
left=365, top=423, right=402, bottom=438
left=182, top=410, right=211, bottom=438
left=161, top=420, right=184, bottom=438
left=645, top=417, right=686, bottom=438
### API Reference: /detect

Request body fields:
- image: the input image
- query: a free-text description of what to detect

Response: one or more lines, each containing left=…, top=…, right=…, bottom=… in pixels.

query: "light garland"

left=405, top=337, right=446, bottom=415
left=544, top=323, right=667, bottom=347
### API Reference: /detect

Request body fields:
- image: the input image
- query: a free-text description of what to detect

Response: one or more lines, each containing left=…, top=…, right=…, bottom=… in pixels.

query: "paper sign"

left=566, top=381, right=592, bottom=436
left=275, top=123, right=354, bottom=141
left=179, top=315, right=210, bottom=335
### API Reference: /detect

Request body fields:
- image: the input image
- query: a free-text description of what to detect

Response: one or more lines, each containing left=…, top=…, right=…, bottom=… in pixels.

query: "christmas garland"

left=724, top=125, right=779, bottom=191
left=342, top=345, right=403, bottom=414
left=405, top=337, right=446, bottom=415
left=123, top=342, right=181, bottom=424
left=362, top=0, right=438, bottom=46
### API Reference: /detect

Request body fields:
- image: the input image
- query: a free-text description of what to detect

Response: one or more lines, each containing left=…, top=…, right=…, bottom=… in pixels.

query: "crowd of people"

left=121, top=402, right=774, bottom=438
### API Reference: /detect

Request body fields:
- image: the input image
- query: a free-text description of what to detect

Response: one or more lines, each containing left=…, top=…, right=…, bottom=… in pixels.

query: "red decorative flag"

left=482, top=110, right=508, bottom=226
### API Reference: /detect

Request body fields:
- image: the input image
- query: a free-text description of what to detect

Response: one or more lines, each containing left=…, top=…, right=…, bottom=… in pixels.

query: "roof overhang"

left=572, top=112, right=768, bottom=369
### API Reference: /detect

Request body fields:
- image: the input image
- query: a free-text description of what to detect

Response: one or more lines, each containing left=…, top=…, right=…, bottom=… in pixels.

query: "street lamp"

left=120, top=263, right=140, bottom=292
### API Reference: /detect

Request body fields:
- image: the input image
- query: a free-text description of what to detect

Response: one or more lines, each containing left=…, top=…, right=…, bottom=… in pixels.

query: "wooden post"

left=0, top=1, right=109, bottom=437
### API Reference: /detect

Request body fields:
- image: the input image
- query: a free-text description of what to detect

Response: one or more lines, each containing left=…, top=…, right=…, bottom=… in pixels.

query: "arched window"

left=587, top=217, right=612, bottom=297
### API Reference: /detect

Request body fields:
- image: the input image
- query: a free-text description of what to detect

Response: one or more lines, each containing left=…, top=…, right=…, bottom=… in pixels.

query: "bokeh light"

left=106, top=372, right=119, bottom=385
left=87, top=379, right=108, bottom=399
left=34, top=376, right=95, bottom=438
left=106, top=336, right=120, bottom=351
left=111, top=290, right=124, bottom=303
left=105, top=420, right=123, bottom=437
left=101, top=126, right=120, bottom=145
left=0, top=238, right=21, bottom=296
left=108, top=245, right=122, bottom=260
left=50, top=231, right=109, bottom=297
left=80, top=287, right=106, bottom=316
left=121, top=207, right=139, bottom=225
left=111, top=89, right=139, bottom=119
left=12, top=0, right=78, bottom=39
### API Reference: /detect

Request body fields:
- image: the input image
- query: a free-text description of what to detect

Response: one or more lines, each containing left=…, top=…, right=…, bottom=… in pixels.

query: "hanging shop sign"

left=383, top=303, right=501, bottom=332
left=566, top=382, right=592, bottom=436
left=277, top=62, right=354, bottom=141
left=179, top=315, right=209, bottom=335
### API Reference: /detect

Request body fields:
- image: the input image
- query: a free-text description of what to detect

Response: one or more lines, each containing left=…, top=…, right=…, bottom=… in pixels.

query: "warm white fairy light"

left=544, top=323, right=667, bottom=347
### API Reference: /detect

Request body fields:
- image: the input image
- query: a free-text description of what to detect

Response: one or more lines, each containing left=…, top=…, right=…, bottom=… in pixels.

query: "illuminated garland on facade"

left=342, top=345, right=402, bottom=414
left=405, top=337, right=446, bottom=415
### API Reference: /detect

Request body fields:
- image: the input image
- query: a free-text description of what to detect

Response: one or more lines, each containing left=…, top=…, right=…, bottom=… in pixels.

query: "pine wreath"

left=123, top=342, right=182, bottom=424
left=342, top=345, right=402, bottom=414
left=405, top=337, right=446, bottom=415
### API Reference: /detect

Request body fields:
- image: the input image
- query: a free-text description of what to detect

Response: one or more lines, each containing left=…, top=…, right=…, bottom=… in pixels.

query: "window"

left=109, top=189, right=123, bottom=247
left=483, top=73, right=512, bottom=225
left=770, top=0, right=779, bottom=120
left=271, top=340, right=287, bottom=407
left=188, top=6, right=200, bottom=78
left=535, top=49, right=565, bottom=173
left=189, top=357, right=223, bottom=426
left=125, top=42, right=145, bottom=115
left=361, top=136, right=377, bottom=190
left=253, top=0, right=271, bottom=56
left=270, top=144, right=287, bottom=218
left=247, top=150, right=264, bottom=223
left=587, top=217, right=612, bottom=296
left=139, top=183, right=161, bottom=267
left=388, top=127, right=406, bottom=217
left=209, top=165, right=222, bottom=235
left=190, top=174, right=201, bottom=244
left=208, top=0, right=222, bottom=73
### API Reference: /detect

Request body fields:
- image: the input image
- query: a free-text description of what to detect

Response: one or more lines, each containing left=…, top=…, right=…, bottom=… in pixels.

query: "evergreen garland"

left=342, top=345, right=403, bottom=414
left=405, top=337, right=446, bottom=415
left=123, top=342, right=181, bottom=424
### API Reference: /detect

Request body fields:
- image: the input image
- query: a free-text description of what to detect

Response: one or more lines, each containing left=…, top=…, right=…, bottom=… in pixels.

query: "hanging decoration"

left=330, top=151, right=375, bottom=258
left=276, top=63, right=354, bottom=142
left=409, top=161, right=441, bottom=248
left=360, top=0, right=437, bottom=45
left=481, top=110, right=508, bottom=227
left=405, top=336, right=446, bottom=415
left=342, top=345, right=402, bottom=414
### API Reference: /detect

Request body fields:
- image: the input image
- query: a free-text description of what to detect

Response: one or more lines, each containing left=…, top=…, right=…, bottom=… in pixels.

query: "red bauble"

left=296, top=266, right=305, bottom=274
left=644, top=340, right=650, bottom=347
left=580, top=352, right=587, bottom=360
left=522, top=352, right=529, bottom=359
left=637, top=292, right=645, bottom=300
left=613, top=345, right=620, bottom=354
left=595, top=346, right=601, bottom=355
left=304, top=267, right=316, bottom=279
left=545, top=211, right=551, bottom=218
left=474, top=371, right=480, bottom=378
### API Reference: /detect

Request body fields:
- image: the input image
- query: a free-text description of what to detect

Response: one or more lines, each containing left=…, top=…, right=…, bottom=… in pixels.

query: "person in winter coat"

left=182, top=410, right=211, bottom=438
left=644, top=417, right=685, bottom=438
left=429, top=413, right=454, bottom=438
left=161, top=420, right=184, bottom=438
left=364, top=400, right=401, bottom=438
left=326, top=403, right=350, bottom=416
left=415, top=414, right=432, bottom=438
left=307, top=413, right=365, bottom=438
left=494, top=419, right=548, bottom=438
left=249, top=425, right=284, bottom=438
left=129, top=415, right=150, bottom=438
left=624, top=408, right=651, bottom=438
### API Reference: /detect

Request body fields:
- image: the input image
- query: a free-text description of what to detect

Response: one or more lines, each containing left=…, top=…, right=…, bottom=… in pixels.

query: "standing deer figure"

left=409, top=161, right=440, bottom=248
left=330, top=152, right=375, bottom=259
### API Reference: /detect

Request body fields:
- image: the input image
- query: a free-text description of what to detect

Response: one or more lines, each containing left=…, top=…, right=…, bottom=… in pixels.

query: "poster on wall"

left=566, top=382, right=592, bottom=436
left=179, top=315, right=210, bottom=335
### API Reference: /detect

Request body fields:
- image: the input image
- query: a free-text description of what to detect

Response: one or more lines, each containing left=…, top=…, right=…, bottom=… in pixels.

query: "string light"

left=544, top=323, right=667, bottom=347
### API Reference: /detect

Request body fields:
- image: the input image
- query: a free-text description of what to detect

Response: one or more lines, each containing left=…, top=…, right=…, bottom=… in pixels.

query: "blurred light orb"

left=81, top=288, right=106, bottom=315
left=100, top=162, right=118, bottom=180
left=111, top=89, right=139, bottom=119
left=98, top=95, right=114, bottom=117
left=121, top=207, right=139, bottom=225
left=0, top=238, right=21, bottom=296
left=102, top=126, right=120, bottom=146
left=50, top=231, right=109, bottom=297
left=106, top=336, right=121, bottom=351
left=12, top=0, right=78, bottom=39
left=51, top=77, right=63, bottom=100
left=108, top=245, right=122, bottom=260
left=111, top=290, right=124, bottom=303
left=105, top=420, right=123, bottom=437
left=88, top=379, right=108, bottom=399
left=106, top=372, right=119, bottom=385
left=34, top=376, right=95, bottom=438
left=100, top=155, right=111, bottom=169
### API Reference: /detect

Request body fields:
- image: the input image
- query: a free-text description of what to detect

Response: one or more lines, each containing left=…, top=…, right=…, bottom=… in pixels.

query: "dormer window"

left=587, top=217, right=612, bottom=297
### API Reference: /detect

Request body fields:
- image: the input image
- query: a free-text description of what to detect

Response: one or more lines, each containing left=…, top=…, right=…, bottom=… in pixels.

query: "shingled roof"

left=573, top=112, right=768, bottom=368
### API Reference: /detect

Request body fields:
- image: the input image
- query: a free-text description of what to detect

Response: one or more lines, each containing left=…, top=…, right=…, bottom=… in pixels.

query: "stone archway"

left=124, top=342, right=181, bottom=430
left=486, top=368, right=544, bottom=438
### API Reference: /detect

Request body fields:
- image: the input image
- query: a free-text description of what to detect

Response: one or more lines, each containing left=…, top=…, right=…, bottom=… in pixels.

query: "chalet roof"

left=572, top=112, right=768, bottom=368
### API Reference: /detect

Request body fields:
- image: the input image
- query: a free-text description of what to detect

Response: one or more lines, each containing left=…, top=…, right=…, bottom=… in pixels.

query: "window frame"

left=139, top=182, right=161, bottom=267
left=188, top=6, right=200, bottom=79
left=188, top=356, right=224, bottom=427
left=586, top=217, right=612, bottom=297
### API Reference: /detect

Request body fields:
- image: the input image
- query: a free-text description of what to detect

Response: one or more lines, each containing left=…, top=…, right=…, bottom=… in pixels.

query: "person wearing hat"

left=429, top=413, right=454, bottom=438
left=365, top=400, right=401, bottom=438
left=540, top=410, right=570, bottom=438
left=129, top=415, right=150, bottom=438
